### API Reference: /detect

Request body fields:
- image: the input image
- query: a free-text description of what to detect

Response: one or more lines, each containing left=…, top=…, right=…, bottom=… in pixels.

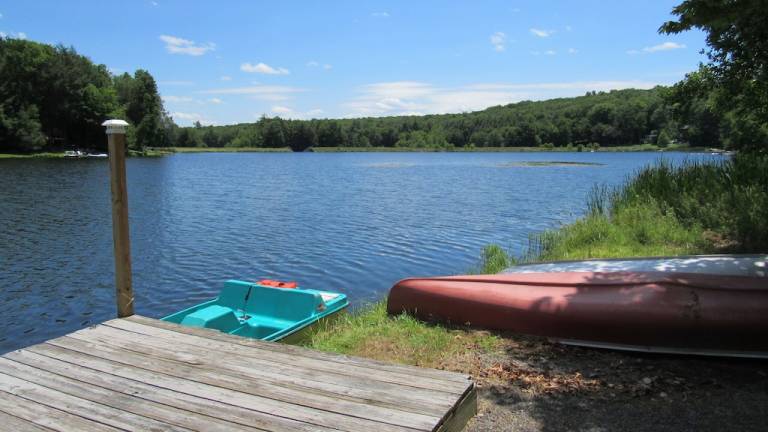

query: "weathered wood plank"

left=1, top=317, right=475, bottom=432
left=4, top=349, right=338, bottom=432
left=0, top=371, right=190, bottom=431
left=80, top=323, right=458, bottom=415
left=27, top=343, right=420, bottom=432
left=46, top=335, right=438, bottom=431
left=0, top=389, right=120, bottom=431
left=125, top=315, right=470, bottom=384
left=112, top=316, right=471, bottom=392
left=435, top=386, right=478, bottom=432
left=0, top=409, right=53, bottom=432
left=0, top=357, right=263, bottom=432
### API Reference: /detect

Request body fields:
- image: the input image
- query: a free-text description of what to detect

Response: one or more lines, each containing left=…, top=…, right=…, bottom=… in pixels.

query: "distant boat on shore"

left=63, top=150, right=107, bottom=158
left=388, top=254, right=768, bottom=358
left=63, top=150, right=85, bottom=158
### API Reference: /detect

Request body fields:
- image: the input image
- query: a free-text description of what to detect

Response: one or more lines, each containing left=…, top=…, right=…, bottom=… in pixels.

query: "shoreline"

left=1, top=144, right=710, bottom=158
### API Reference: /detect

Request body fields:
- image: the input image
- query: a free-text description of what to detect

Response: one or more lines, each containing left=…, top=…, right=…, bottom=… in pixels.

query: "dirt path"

left=438, top=333, right=768, bottom=431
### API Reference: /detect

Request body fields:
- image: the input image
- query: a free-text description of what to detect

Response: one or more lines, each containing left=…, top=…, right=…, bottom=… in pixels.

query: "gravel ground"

left=439, top=333, right=768, bottom=432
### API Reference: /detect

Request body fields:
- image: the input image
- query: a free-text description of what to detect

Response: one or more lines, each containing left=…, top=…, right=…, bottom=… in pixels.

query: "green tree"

left=661, top=0, right=768, bottom=152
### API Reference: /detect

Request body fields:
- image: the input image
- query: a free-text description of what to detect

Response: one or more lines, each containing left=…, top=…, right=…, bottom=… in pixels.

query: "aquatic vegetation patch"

left=497, top=161, right=605, bottom=168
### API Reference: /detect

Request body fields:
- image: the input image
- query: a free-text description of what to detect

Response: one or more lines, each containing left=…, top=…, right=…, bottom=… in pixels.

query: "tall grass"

left=519, top=153, right=768, bottom=263
left=614, top=154, right=768, bottom=251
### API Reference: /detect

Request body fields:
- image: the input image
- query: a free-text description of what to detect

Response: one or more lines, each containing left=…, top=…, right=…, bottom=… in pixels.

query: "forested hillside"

left=0, top=38, right=172, bottom=152
left=3, top=22, right=764, bottom=154
left=179, top=88, right=679, bottom=151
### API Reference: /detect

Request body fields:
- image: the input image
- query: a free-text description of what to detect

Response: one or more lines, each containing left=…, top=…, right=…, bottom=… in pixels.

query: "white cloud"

left=241, top=62, right=290, bottom=75
left=150, top=1, right=158, bottom=6
left=208, top=98, right=223, bottom=104
left=3, top=31, right=26, bottom=39
left=159, top=35, right=214, bottom=56
left=565, top=25, right=572, bottom=32
left=163, top=95, right=196, bottom=103
left=628, top=42, right=686, bottom=55
left=530, top=28, right=554, bottom=38
left=272, top=106, right=293, bottom=114
left=544, top=50, right=557, bottom=56
left=269, top=106, right=324, bottom=119
left=172, top=112, right=216, bottom=126
left=220, top=75, right=232, bottom=81
left=159, top=80, right=195, bottom=86
left=307, top=61, right=333, bottom=70
left=0, top=13, right=3, bottom=19
left=643, top=41, right=686, bottom=53
left=342, top=80, right=661, bottom=118
left=198, top=85, right=304, bottom=102
left=568, top=48, right=578, bottom=54
left=490, top=32, right=506, bottom=52
left=371, top=12, right=390, bottom=18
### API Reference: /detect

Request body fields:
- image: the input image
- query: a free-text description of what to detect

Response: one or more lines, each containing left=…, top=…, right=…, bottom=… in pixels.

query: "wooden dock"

left=0, top=315, right=476, bottom=431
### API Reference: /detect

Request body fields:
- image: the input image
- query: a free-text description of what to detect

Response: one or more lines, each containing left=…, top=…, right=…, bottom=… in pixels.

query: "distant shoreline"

left=1, top=144, right=712, bottom=159
left=164, top=143, right=706, bottom=154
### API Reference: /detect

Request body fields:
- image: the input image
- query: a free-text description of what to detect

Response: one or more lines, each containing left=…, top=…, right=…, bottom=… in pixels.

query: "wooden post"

left=102, top=119, right=133, bottom=317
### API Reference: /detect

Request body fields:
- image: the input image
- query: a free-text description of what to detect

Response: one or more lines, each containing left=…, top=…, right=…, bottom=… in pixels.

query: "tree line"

left=0, top=38, right=172, bottom=153
left=2, top=0, right=766, bottom=156
left=175, top=0, right=768, bottom=155
left=178, top=88, right=678, bottom=152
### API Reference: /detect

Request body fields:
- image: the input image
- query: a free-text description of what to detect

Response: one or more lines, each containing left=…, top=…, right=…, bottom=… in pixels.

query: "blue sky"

left=1, top=1, right=707, bottom=126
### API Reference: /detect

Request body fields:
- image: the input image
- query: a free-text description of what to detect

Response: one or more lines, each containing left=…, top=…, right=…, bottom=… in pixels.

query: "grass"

left=0, top=152, right=66, bottom=159
left=1, top=149, right=173, bottom=158
left=298, top=153, right=768, bottom=364
left=301, top=302, right=503, bottom=368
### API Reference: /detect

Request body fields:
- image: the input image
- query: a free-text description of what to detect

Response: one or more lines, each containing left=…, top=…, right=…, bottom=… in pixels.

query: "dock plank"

left=0, top=408, right=53, bottom=431
left=0, top=357, right=262, bottom=432
left=0, top=372, right=190, bottom=431
left=3, top=350, right=336, bottom=432
left=79, top=324, right=459, bottom=414
left=46, top=335, right=439, bottom=431
left=126, top=315, right=471, bottom=384
left=0, top=316, right=476, bottom=432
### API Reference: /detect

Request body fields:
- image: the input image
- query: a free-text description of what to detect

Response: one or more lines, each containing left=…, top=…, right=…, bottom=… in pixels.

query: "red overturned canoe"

left=387, top=271, right=768, bottom=358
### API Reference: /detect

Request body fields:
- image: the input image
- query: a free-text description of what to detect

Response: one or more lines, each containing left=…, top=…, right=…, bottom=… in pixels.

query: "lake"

left=0, top=151, right=717, bottom=353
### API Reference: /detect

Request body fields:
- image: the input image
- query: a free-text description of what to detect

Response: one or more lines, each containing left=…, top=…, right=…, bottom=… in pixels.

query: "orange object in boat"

left=257, top=279, right=298, bottom=289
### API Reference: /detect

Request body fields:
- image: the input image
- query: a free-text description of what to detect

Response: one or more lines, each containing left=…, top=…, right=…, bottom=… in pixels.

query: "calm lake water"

left=0, top=151, right=718, bottom=353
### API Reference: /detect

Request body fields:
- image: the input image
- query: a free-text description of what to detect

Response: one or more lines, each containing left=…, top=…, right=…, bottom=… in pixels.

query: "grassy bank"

left=0, top=149, right=173, bottom=159
left=0, top=152, right=67, bottom=159
left=299, top=153, right=768, bottom=363
left=162, top=143, right=699, bottom=153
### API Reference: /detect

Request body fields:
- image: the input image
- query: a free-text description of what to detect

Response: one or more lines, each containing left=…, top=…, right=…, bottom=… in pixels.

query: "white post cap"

left=102, top=119, right=130, bottom=135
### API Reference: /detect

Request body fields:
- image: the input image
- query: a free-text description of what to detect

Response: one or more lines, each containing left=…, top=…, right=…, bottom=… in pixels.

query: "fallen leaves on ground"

left=480, top=362, right=602, bottom=395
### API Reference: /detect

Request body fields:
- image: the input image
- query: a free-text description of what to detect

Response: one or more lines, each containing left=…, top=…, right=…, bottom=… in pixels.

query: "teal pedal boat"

left=162, top=279, right=348, bottom=342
